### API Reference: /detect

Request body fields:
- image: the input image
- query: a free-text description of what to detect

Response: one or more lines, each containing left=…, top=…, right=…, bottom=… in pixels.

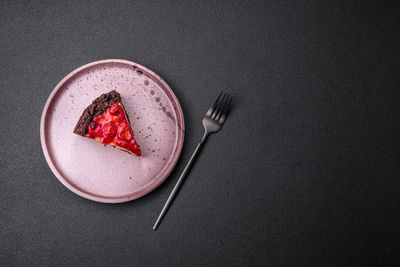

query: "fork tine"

left=219, top=95, right=232, bottom=123
left=206, top=92, right=223, bottom=117
left=211, top=93, right=228, bottom=119
left=210, top=92, right=226, bottom=119
left=215, top=94, right=231, bottom=121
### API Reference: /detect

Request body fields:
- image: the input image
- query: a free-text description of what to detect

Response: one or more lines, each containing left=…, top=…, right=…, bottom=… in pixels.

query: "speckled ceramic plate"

left=40, top=59, right=184, bottom=203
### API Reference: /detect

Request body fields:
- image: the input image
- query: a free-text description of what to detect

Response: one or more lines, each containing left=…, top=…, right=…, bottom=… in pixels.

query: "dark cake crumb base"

left=73, top=90, right=121, bottom=136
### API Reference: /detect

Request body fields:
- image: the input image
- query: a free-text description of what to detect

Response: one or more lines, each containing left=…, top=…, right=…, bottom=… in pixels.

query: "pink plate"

left=40, top=59, right=185, bottom=203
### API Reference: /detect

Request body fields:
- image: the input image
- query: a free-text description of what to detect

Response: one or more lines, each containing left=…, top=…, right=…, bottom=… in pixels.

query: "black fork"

left=153, top=92, right=232, bottom=230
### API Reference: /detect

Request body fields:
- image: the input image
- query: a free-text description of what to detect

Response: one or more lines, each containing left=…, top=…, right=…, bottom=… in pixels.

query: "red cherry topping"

left=100, top=136, right=112, bottom=144
left=94, top=125, right=103, bottom=137
left=103, top=122, right=117, bottom=137
left=86, top=102, right=141, bottom=156
left=109, top=104, right=120, bottom=115
left=124, top=131, right=132, bottom=141
left=113, top=116, right=122, bottom=125
left=114, top=139, right=128, bottom=148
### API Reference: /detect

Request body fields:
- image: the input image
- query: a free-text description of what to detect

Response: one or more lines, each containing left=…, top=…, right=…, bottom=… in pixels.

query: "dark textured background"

left=1, top=1, right=399, bottom=266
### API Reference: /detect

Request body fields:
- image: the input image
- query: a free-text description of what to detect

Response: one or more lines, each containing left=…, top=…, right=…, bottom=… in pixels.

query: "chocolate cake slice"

left=74, top=90, right=142, bottom=157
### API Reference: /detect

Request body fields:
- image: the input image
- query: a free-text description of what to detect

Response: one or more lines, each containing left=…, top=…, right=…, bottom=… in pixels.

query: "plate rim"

left=40, top=59, right=185, bottom=203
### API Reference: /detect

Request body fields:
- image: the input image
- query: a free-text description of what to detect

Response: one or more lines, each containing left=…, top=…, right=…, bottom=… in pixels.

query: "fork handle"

left=153, top=132, right=209, bottom=230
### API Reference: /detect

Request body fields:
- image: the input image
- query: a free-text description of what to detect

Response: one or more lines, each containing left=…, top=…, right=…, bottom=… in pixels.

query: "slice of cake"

left=73, top=90, right=142, bottom=157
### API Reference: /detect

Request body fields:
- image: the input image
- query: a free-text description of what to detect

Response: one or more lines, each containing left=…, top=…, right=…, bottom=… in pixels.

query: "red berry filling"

left=86, top=103, right=142, bottom=156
